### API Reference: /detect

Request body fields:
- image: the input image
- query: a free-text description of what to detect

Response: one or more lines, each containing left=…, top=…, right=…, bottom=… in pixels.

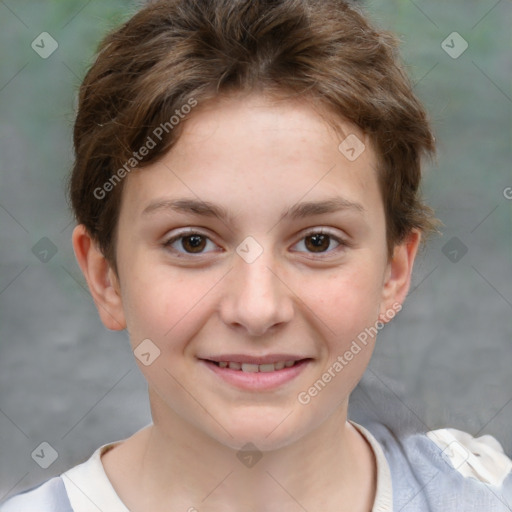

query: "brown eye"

left=304, top=233, right=331, bottom=253
left=164, top=232, right=216, bottom=255
left=180, top=235, right=207, bottom=253
left=292, top=230, right=348, bottom=257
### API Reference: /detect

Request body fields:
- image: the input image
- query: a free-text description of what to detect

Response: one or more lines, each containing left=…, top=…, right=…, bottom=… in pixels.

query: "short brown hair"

left=69, top=0, right=438, bottom=272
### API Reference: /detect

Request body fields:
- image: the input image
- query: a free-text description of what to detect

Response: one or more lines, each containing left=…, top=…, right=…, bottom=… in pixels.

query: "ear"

left=379, top=229, right=421, bottom=322
left=71, top=224, right=126, bottom=331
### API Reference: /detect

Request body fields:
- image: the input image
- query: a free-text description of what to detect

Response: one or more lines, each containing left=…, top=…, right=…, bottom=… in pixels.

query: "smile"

left=212, top=360, right=299, bottom=372
left=200, top=357, right=312, bottom=391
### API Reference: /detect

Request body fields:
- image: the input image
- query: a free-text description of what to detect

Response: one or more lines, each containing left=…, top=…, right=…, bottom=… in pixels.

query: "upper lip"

left=200, top=354, right=312, bottom=364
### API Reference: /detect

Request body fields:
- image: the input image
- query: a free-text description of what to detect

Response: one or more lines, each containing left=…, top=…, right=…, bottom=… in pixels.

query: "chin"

left=207, top=412, right=307, bottom=452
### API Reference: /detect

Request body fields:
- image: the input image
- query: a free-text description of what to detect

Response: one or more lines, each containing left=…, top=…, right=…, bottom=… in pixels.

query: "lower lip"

left=201, top=359, right=311, bottom=391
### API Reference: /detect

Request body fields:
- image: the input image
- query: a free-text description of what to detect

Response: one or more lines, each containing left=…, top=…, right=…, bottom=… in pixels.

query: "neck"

left=103, top=391, right=376, bottom=512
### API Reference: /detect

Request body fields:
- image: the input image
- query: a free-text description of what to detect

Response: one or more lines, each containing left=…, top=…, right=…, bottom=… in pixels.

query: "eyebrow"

left=142, top=196, right=365, bottom=223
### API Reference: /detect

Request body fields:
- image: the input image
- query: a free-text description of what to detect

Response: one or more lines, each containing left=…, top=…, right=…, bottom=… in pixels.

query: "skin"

left=73, top=92, right=421, bottom=512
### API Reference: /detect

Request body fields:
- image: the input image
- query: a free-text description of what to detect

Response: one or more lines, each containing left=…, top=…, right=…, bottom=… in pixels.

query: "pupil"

left=183, top=235, right=206, bottom=252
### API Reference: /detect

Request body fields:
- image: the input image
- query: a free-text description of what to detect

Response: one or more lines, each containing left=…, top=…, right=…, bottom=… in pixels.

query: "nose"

left=219, top=250, right=294, bottom=337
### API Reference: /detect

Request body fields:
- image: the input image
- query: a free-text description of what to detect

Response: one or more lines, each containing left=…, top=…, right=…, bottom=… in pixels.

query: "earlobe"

left=379, top=230, right=421, bottom=321
left=71, top=224, right=126, bottom=331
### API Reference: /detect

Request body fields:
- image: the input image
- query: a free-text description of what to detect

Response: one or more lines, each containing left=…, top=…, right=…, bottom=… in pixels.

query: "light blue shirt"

left=2, top=420, right=511, bottom=512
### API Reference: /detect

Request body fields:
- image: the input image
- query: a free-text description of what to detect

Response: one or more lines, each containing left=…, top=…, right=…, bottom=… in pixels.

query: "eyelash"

left=162, top=229, right=350, bottom=259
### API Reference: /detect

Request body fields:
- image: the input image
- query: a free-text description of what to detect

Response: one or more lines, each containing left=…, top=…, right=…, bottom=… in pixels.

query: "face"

left=85, top=93, right=414, bottom=451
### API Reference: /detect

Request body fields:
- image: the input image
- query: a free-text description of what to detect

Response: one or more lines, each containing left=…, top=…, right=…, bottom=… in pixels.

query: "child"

left=2, top=0, right=511, bottom=510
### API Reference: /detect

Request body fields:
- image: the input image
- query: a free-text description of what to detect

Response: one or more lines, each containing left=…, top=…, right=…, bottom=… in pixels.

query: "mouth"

left=208, top=359, right=304, bottom=372
left=199, top=355, right=313, bottom=391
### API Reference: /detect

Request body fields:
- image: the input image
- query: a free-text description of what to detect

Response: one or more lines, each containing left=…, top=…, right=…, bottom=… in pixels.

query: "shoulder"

left=0, top=477, right=73, bottom=512
left=363, top=421, right=512, bottom=512
left=0, top=433, right=139, bottom=512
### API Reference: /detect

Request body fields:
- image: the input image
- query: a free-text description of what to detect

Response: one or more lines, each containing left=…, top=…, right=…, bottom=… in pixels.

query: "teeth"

left=215, top=360, right=301, bottom=372
left=241, top=363, right=259, bottom=372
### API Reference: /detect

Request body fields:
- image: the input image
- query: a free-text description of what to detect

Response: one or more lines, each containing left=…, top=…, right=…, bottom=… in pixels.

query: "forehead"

left=120, top=93, right=382, bottom=227
left=172, top=93, right=371, bottom=167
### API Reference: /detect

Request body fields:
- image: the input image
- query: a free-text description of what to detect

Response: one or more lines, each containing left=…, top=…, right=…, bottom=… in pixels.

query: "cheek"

left=303, top=262, right=384, bottom=334
left=120, top=269, right=213, bottom=352
left=298, top=268, right=383, bottom=403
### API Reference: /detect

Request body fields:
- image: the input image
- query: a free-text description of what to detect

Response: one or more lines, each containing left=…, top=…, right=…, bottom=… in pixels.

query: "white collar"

left=61, top=422, right=393, bottom=512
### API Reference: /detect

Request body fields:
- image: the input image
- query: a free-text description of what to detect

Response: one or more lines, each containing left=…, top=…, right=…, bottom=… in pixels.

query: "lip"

left=199, top=357, right=312, bottom=391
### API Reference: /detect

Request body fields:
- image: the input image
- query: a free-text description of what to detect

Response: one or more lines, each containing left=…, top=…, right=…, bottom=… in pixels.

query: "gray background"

left=1, top=0, right=511, bottom=500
